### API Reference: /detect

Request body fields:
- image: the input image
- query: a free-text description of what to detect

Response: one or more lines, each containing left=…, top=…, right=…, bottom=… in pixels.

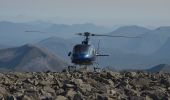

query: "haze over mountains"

left=0, top=21, right=170, bottom=70
left=153, top=38, right=170, bottom=58
left=37, top=36, right=74, bottom=62
left=0, top=21, right=112, bottom=46
left=0, top=44, right=9, bottom=49
left=0, top=44, right=68, bottom=71
left=105, top=25, right=170, bottom=54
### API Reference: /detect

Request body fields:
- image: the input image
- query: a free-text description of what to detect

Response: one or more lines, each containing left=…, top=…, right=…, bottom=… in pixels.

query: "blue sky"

left=0, top=0, right=170, bottom=26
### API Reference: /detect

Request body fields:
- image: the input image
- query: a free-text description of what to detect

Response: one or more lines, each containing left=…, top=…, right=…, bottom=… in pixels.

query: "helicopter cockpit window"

left=73, top=45, right=90, bottom=54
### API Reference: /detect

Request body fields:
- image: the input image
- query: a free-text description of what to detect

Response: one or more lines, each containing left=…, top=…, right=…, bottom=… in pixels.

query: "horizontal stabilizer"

left=96, top=54, right=109, bottom=56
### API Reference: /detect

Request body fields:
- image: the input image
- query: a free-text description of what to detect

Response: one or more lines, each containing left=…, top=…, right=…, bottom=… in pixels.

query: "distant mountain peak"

left=22, top=43, right=36, bottom=48
left=115, top=25, right=150, bottom=30
left=110, top=25, right=151, bottom=35
left=0, top=44, right=68, bottom=72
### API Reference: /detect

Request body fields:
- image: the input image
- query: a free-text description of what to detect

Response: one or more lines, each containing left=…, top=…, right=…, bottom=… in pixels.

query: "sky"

left=0, top=0, right=170, bottom=26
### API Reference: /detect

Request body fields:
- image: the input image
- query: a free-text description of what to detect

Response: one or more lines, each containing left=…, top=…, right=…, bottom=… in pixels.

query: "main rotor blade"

left=75, top=33, right=83, bottom=35
left=25, top=30, right=47, bottom=33
left=75, top=32, right=91, bottom=36
left=91, top=34, right=141, bottom=38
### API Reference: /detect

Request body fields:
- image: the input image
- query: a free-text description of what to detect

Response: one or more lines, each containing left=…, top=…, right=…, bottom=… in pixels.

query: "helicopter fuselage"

left=71, top=44, right=96, bottom=65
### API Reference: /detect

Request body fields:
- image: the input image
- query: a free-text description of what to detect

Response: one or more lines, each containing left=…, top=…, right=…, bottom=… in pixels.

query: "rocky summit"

left=0, top=71, right=170, bottom=100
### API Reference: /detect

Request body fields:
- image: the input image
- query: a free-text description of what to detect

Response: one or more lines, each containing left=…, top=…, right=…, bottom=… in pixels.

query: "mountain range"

left=0, top=21, right=112, bottom=46
left=104, top=25, right=170, bottom=55
left=0, top=44, right=68, bottom=72
left=44, top=23, right=111, bottom=38
left=0, top=21, right=170, bottom=70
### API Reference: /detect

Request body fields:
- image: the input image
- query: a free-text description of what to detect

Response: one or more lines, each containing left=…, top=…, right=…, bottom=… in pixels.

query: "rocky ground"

left=0, top=71, right=170, bottom=100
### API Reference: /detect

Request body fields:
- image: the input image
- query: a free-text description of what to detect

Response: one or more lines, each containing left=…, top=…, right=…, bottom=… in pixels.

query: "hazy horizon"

left=0, top=0, right=170, bottom=27
left=0, top=0, right=170, bottom=70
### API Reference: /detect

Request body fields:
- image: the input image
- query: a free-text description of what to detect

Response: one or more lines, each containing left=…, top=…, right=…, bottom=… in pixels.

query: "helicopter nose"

left=79, top=54, right=89, bottom=58
left=74, top=53, right=90, bottom=59
left=85, top=54, right=90, bottom=58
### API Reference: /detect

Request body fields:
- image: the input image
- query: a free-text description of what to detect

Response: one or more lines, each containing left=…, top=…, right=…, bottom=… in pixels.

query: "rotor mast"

left=82, top=32, right=90, bottom=45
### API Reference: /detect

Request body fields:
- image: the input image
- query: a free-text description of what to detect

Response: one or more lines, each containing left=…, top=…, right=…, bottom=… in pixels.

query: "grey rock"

left=6, top=95, right=17, bottom=100
left=73, top=94, right=83, bottom=100
left=0, top=71, right=170, bottom=100
left=66, top=89, right=77, bottom=98
left=55, top=95, right=67, bottom=100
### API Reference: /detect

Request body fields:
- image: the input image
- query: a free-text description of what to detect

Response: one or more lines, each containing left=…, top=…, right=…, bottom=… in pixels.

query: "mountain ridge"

left=0, top=44, right=68, bottom=71
left=147, top=64, right=170, bottom=73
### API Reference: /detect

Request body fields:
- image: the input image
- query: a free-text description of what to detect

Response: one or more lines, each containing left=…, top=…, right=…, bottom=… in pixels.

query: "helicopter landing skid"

left=67, top=62, right=102, bottom=72
left=67, top=65, right=94, bottom=72
left=67, top=65, right=77, bottom=72
left=93, top=62, right=102, bottom=72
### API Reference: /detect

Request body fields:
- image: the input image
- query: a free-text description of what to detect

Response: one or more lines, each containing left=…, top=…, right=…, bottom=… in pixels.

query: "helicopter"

left=68, top=32, right=140, bottom=70
left=68, top=32, right=110, bottom=65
